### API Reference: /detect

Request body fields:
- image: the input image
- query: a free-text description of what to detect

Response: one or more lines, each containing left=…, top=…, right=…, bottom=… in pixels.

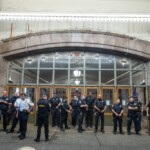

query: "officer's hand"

left=27, top=109, right=30, bottom=113
left=128, top=106, right=132, bottom=110
left=101, top=110, right=104, bottom=113
left=147, top=114, right=149, bottom=117
left=118, top=114, right=122, bottom=117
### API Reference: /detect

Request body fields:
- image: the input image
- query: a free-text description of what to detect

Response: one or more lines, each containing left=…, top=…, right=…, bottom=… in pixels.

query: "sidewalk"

left=0, top=123, right=149, bottom=150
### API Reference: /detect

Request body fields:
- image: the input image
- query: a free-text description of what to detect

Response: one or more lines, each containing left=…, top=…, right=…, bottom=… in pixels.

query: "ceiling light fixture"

left=75, top=79, right=80, bottom=85
left=73, top=70, right=81, bottom=77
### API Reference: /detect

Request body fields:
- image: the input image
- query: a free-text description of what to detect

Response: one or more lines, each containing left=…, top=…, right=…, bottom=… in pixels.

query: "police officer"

left=49, top=92, right=60, bottom=127
left=60, top=96, right=71, bottom=131
left=7, top=92, right=20, bottom=133
left=70, top=96, right=79, bottom=127
left=78, top=96, right=87, bottom=133
left=0, top=91, right=11, bottom=131
left=112, top=98, right=124, bottom=135
left=94, top=94, right=107, bottom=133
left=34, top=94, right=50, bottom=142
left=63, top=97, right=71, bottom=129
left=85, top=92, right=95, bottom=128
left=127, top=96, right=139, bottom=135
left=15, top=93, right=34, bottom=140
left=133, top=96, right=143, bottom=133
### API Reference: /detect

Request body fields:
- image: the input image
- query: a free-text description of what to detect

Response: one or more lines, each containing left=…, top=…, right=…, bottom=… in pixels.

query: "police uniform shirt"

left=79, top=99, right=86, bottom=112
left=71, top=99, right=80, bottom=111
left=127, top=101, right=138, bottom=116
left=137, top=101, right=142, bottom=112
left=112, top=103, right=123, bottom=117
left=15, top=98, right=34, bottom=112
left=10, top=96, right=20, bottom=111
left=50, top=97, right=60, bottom=108
left=95, top=99, right=106, bottom=111
left=85, top=96, right=95, bottom=109
left=0, top=96, right=10, bottom=110
left=37, top=99, right=50, bottom=117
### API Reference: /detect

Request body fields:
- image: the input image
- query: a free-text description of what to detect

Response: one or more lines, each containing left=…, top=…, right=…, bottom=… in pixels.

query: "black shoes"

left=127, top=132, right=131, bottom=135
left=19, top=136, right=25, bottom=140
left=65, top=127, right=70, bottom=129
left=60, top=128, right=65, bottom=131
left=101, top=129, right=105, bottom=133
left=78, top=129, right=82, bottom=133
left=45, top=138, right=49, bottom=142
left=94, top=129, right=97, bottom=133
left=7, top=129, right=14, bottom=134
left=34, top=138, right=40, bottom=142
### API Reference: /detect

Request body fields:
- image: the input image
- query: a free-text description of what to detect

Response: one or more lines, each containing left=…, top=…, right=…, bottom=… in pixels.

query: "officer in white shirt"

left=14, top=93, right=34, bottom=140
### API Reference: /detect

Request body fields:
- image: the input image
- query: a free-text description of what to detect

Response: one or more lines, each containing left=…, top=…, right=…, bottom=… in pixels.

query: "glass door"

left=102, top=87, right=115, bottom=113
left=69, top=87, right=83, bottom=103
left=117, top=87, right=131, bottom=113
left=85, top=87, right=99, bottom=99
left=38, top=86, right=51, bottom=100
left=54, top=86, right=68, bottom=102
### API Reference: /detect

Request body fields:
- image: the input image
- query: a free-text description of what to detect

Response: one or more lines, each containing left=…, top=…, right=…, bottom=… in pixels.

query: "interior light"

left=73, top=70, right=81, bottom=77
left=27, top=58, right=32, bottom=64
left=75, top=79, right=80, bottom=85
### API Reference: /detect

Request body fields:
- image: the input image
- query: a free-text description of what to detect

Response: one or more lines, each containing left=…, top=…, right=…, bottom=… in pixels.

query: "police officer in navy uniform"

left=0, top=91, right=11, bottom=131
left=35, top=94, right=50, bottom=142
left=127, top=96, right=140, bottom=135
left=94, top=94, right=107, bottom=133
left=70, top=96, right=79, bottom=127
left=112, top=98, right=124, bottom=135
left=7, top=92, right=20, bottom=133
left=63, top=97, right=71, bottom=129
left=85, top=92, right=95, bottom=128
left=78, top=96, right=88, bottom=133
left=49, top=92, right=60, bottom=127
left=60, top=96, right=71, bottom=131
left=133, top=96, right=143, bottom=133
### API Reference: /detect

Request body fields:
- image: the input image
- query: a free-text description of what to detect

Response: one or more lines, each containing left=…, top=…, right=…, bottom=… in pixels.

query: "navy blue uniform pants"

left=127, top=115, right=138, bottom=133
left=72, top=110, right=78, bottom=127
left=19, top=112, right=29, bottom=138
left=86, top=109, right=93, bottom=127
left=51, top=108, right=60, bottom=127
left=113, top=116, right=123, bottom=133
left=95, top=112, right=104, bottom=130
left=78, top=111, right=84, bottom=130
left=37, top=115, right=49, bottom=139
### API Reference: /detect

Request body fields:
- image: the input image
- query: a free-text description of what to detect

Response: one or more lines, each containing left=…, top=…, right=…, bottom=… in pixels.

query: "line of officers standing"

left=0, top=90, right=150, bottom=142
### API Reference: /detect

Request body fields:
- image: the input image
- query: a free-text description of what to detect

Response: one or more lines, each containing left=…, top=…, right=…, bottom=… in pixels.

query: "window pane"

left=103, top=89, right=113, bottom=112
left=55, top=70, right=68, bottom=84
left=101, top=55, right=114, bottom=69
left=24, top=69, right=37, bottom=84
left=86, top=70, right=99, bottom=85
left=70, top=70, right=83, bottom=85
left=55, top=52, right=69, bottom=68
left=85, top=53, right=99, bottom=69
left=39, top=70, right=52, bottom=84
left=132, top=59, right=146, bottom=69
left=24, top=56, right=38, bottom=68
left=9, top=58, right=23, bottom=68
left=101, top=70, right=114, bottom=85
left=39, top=88, right=50, bottom=98
left=8, top=69, right=22, bottom=84
left=132, top=70, right=145, bottom=85
left=116, top=57, right=129, bottom=69
left=55, top=88, right=67, bottom=98
left=117, top=71, right=130, bottom=85
left=40, top=56, right=53, bottom=68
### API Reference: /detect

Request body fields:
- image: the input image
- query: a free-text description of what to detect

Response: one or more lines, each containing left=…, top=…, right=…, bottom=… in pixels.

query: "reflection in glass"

left=87, top=89, right=98, bottom=98
left=55, top=70, right=68, bottom=84
left=9, top=69, right=22, bottom=84
left=103, top=89, right=113, bottom=112
left=117, top=71, right=130, bottom=85
left=24, top=69, right=37, bottom=84
left=39, top=70, right=52, bottom=84
left=86, top=70, right=99, bottom=85
left=40, top=88, right=50, bottom=98
left=132, top=70, right=145, bottom=85
left=55, top=88, right=66, bottom=99
left=101, top=70, right=114, bottom=85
